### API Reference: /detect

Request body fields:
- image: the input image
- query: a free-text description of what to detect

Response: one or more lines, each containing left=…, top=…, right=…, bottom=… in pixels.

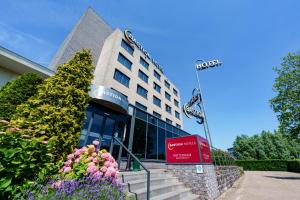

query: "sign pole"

left=194, top=60, right=214, bottom=150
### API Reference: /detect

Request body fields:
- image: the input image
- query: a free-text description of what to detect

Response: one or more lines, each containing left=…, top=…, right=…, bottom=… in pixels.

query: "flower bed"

left=25, top=140, right=127, bottom=200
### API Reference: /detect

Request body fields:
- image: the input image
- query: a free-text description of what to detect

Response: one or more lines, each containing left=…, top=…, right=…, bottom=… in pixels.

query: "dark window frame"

left=117, top=53, right=132, bottom=70
left=137, top=84, right=148, bottom=99
left=138, top=70, right=148, bottom=83
left=121, top=39, right=134, bottom=55
left=153, top=96, right=161, bottom=107
left=113, top=69, right=130, bottom=87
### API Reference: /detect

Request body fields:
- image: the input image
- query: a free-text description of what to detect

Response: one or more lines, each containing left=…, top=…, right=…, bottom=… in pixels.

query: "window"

left=121, top=39, right=134, bottom=55
left=153, top=96, right=161, bottom=107
left=164, top=80, right=170, bottom=89
left=135, top=102, right=147, bottom=111
left=153, top=82, right=161, bottom=93
left=154, top=70, right=161, bottom=81
left=138, top=70, right=148, bottom=83
left=153, top=111, right=161, bottom=119
left=140, top=57, right=149, bottom=70
left=176, top=124, right=181, bottom=129
left=174, top=99, right=179, bottom=107
left=137, top=85, right=148, bottom=99
left=118, top=53, right=132, bottom=70
left=173, top=88, right=178, bottom=96
left=175, top=111, right=180, bottom=119
left=166, top=118, right=172, bottom=124
left=165, top=104, right=172, bottom=114
left=111, top=87, right=128, bottom=99
left=165, top=91, right=171, bottom=101
left=113, top=69, right=130, bottom=87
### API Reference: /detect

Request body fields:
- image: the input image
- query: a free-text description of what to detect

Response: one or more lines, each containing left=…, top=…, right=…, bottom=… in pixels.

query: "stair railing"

left=111, top=133, right=150, bottom=200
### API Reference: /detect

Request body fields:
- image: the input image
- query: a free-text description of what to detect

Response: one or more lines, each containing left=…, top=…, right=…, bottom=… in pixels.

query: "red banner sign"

left=166, top=135, right=212, bottom=164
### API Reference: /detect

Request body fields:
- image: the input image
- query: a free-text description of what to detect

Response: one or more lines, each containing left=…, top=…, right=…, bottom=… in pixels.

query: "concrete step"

left=134, top=181, right=186, bottom=200
left=126, top=176, right=179, bottom=191
left=121, top=170, right=173, bottom=182
left=151, top=188, right=199, bottom=200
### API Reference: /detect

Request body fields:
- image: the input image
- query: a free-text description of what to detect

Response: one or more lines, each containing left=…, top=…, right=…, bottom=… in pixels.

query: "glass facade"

left=79, top=99, right=188, bottom=162
left=131, top=107, right=189, bottom=160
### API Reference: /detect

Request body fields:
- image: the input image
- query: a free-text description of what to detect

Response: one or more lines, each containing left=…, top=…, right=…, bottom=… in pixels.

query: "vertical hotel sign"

left=166, top=135, right=212, bottom=164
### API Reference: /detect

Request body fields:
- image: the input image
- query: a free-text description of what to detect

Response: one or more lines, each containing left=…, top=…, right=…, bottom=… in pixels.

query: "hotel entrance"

left=79, top=86, right=130, bottom=158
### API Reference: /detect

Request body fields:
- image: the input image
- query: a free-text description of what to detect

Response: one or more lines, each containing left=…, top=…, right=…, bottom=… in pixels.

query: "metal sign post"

left=193, top=59, right=222, bottom=149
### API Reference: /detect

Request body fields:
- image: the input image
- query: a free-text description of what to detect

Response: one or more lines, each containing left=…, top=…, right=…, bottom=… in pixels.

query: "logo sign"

left=166, top=135, right=212, bottom=164
left=196, top=165, right=203, bottom=174
left=195, top=59, right=222, bottom=71
left=183, top=89, right=204, bottom=123
left=124, top=29, right=163, bottom=73
left=89, top=85, right=129, bottom=113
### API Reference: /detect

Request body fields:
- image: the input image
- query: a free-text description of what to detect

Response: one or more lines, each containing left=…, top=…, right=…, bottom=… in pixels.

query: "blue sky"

left=1, top=0, right=299, bottom=150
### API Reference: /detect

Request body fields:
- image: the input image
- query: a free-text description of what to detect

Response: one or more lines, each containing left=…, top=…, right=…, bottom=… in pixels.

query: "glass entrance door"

left=79, top=112, right=116, bottom=152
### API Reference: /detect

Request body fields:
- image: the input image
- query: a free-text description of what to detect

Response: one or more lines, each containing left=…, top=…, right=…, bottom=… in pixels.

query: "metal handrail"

left=112, top=135, right=150, bottom=200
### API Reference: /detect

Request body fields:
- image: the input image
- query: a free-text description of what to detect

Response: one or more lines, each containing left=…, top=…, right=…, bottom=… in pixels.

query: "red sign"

left=166, top=135, right=212, bottom=164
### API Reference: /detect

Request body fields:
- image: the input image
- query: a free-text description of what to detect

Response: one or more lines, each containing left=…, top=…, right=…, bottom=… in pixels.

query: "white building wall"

left=94, top=29, right=183, bottom=128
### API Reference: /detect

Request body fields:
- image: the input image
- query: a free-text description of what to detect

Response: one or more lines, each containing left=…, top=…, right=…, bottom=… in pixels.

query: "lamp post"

left=194, top=59, right=222, bottom=150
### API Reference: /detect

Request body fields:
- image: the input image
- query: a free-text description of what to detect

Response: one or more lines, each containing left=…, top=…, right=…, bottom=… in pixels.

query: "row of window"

left=121, top=40, right=178, bottom=96
left=114, top=70, right=180, bottom=119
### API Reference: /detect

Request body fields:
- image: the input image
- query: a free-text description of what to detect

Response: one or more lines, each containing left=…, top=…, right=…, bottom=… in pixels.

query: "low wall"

left=167, top=164, right=242, bottom=200
left=215, top=166, right=242, bottom=193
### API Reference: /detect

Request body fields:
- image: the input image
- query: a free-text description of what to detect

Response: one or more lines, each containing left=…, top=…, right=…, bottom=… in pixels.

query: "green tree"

left=233, top=130, right=299, bottom=160
left=11, top=49, right=94, bottom=160
left=0, top=73, right=43, bottom=120
left=270, top=52, right=300, bottom=139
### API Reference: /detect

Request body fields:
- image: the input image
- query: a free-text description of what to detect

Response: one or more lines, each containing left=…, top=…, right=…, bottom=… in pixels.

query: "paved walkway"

left=217, top=171, right=300, bottom=200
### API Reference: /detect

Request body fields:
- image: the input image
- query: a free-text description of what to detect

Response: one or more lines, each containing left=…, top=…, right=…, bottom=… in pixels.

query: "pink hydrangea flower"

left=88, top=156, right=94, bottom=161
left=101, top=153, right=110, bottom=159
left=104, top=170, right=111, bottom=178
left=64, top=160, right=72, bottom=166
left=104, top=161, right=111, bottom=167
left=88, top=162, right=95, bottom=167
left=64, top=167, right=71, bottom=173
left=93, top=158, right=99, bottom=163
left=92, top=152, right=97, bottom=157
left=87, top=165, right=98, bottom=174
left=74, top=149, right=81, bottom=156
left=100, top=166, right=107, bottom=173
left=93, top=140, right=100, bottom=146
left=67, top=154, right=74, bottom=160
left=75, top=158, right=80, bottom=163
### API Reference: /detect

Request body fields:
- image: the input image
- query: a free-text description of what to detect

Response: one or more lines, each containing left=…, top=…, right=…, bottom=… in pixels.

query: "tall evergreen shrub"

left=11, top=49, right=94, bottom=160
left=0, top=73, right=43, bottom=120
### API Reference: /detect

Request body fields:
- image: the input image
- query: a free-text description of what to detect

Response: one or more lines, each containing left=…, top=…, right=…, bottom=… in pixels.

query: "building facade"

left=0, top=8, right=189, bottom=162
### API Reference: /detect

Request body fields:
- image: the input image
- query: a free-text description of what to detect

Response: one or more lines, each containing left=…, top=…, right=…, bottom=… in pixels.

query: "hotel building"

left=0, top=8, right=190, bottom=161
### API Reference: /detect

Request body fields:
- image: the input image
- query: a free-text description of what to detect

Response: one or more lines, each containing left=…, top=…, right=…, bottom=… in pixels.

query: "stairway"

left=120, top=169, right=199, bottom=200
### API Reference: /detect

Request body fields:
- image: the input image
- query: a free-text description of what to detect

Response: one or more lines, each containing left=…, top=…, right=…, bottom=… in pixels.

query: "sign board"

left=166, top=135, right=212, bottom=164
left=196, top=165, right=203, bottom=173
left=89, top=85, right=129, bottom=113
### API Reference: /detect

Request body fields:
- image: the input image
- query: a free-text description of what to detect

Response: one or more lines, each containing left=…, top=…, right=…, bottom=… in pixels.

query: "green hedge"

left=236, top=160, right=300, bottom=172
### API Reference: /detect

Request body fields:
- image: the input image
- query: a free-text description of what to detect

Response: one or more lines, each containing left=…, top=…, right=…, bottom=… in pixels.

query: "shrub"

left=11, top=49, right=95, bottom=160
left=0, top=130, right=59, bottom=199
left=236, top=160, right=300, bottom=172
left=24, top=141, right=124, bottom=200
left=287, top=160, right=300, bottom=173
left=58, top=140, right=119, bottom=181
left=0, top=73, right=43, bottom=120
